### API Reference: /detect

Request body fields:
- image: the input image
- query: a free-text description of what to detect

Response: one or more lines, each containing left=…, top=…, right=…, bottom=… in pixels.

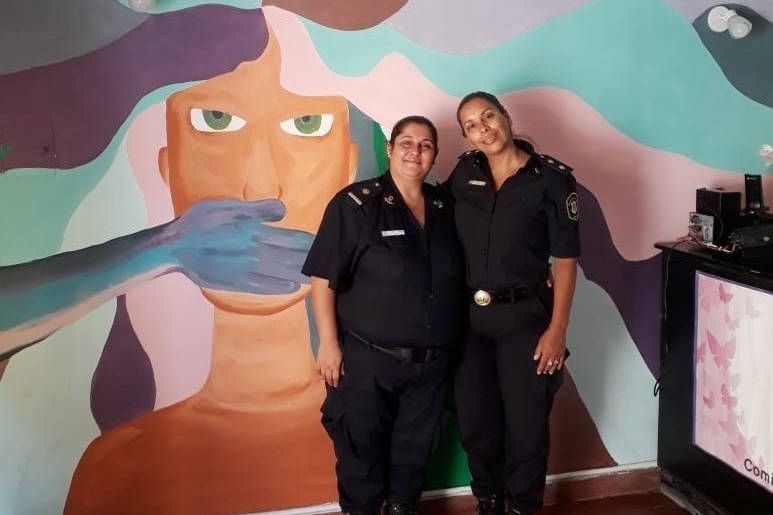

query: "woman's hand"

left=533, top=325, right=566, bottom=375
left=317, top=339, right=344, bottom=388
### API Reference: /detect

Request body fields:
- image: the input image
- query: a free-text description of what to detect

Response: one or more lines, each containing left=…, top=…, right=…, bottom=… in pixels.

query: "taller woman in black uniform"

left=302, top=116, right=463, bottom=515
left=445, top=92, right=580, bottom=515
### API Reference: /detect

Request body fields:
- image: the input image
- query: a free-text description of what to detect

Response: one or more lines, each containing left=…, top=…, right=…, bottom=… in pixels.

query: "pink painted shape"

left=266, top=6, right=773, bottom=260
left=125, top=273, right=214, bottom=409
left=125, top=106, right=214, bottom=409
left=126, top=103, right=174, bottom=227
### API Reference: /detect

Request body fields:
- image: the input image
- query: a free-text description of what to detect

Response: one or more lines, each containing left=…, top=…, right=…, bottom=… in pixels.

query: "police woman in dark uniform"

left=302, top=115, right=463, bottom=515
left=445, top=92, right=580, bottom=515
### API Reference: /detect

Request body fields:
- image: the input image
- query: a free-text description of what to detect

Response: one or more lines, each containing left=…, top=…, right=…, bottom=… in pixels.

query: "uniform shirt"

left=444, top=139, right=580, bottom=291
left=302, top=173, right=464, bottom=348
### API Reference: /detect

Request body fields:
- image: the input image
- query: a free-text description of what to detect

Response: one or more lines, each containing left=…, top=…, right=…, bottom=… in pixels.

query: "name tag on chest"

left=381, top=229, right=405, bottom=237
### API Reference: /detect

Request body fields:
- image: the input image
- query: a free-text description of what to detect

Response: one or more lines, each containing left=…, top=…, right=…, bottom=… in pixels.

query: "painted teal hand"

left=162, top=199, right=314, bottom=295
left=0, top=198, right=314, bottom=358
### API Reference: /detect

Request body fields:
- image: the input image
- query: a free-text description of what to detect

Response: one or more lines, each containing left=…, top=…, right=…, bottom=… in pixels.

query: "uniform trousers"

left=321, top=333, right=448, bottom=513
left=454, top=297, right=563, bottom=514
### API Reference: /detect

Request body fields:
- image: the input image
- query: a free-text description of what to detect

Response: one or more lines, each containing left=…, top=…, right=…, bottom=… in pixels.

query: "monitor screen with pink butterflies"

left=694, top=271, right=773, bottom=494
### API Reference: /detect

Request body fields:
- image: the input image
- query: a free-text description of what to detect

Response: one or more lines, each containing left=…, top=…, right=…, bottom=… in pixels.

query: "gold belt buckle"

left=473, top=289, right=492, bottom=306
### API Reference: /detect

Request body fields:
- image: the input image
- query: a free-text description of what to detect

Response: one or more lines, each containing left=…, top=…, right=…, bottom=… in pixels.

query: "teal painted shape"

left=0, top=82, right=194, bottom=266
left=302, top=0, right=773, bottom=172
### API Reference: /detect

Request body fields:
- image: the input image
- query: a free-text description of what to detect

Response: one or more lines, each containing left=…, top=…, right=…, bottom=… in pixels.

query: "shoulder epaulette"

left=457, top=149, right=481, bottom=160
left=344, top=177, right=383, bottom=207
left=535, top=153, right=573, bottom=175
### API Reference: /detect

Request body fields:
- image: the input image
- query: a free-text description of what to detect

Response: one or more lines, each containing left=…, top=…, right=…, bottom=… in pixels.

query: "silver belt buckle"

left=473, top=289, right=492, bottom=306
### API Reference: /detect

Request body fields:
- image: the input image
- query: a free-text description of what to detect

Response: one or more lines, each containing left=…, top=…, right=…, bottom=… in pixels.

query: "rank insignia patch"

left=566, top=192, right=579, bottom=221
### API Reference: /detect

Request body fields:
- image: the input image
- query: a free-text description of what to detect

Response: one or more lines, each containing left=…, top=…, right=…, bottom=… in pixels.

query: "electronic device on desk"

left=691, top=175, right=773, bottom=254
left=730, top=173, right=773, bottom=251
left=728, top=223, right=773, bottom=249
left=690, top=187, right=741, bottom=249
left=744, top=173, right=764, bottom=215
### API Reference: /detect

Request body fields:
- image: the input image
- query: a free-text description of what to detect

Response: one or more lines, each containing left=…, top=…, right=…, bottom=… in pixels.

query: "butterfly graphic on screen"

left=696, top=340, right=707, bottom=364
left=729, top=437, right=748, bottom=462
left=702, top=389, right=715, bottom=409
left=719, top=282, right=733, bottom=304
left=725, top=312, right=740, bottom=331
left=706, top=330, right=736, bottom=370
left=720, top=383, right=737, bottom=408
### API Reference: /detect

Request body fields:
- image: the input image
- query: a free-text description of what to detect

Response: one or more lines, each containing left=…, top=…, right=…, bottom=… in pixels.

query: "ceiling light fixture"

left=707, top=5, right=752, bottom=39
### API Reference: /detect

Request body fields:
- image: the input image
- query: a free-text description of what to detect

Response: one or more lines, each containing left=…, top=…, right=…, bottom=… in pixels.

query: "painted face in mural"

left=458, top=96, right=514, bottom=154
left=387, top=122, right=437, bottom=181
left=158, top=29, right=358, bottom=313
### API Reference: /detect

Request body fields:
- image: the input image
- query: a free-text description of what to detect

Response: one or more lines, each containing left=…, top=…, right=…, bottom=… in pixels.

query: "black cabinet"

left=656, top=242, right=773, bottom=515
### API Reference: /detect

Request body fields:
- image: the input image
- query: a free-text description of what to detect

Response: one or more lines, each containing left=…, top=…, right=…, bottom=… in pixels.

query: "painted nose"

left=243, top=139, right=282, bottom=200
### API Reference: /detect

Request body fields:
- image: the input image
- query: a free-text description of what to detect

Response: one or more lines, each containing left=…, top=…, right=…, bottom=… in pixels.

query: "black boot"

left=475, top=493, right=505, bottom=515
left=506, top=499, right=535, bottom=515
left=384, top=502, right=418, bottom=515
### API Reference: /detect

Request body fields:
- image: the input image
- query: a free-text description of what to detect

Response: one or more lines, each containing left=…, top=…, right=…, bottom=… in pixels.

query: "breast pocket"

left=378, top=229, right=409, bottom=252
left=357, top=232, right=409, bottom=282
left=510, top=190, right=542, bottom=217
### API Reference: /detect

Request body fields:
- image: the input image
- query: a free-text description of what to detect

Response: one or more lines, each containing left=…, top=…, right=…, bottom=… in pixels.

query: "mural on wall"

left=1, top=1, right=772, bottom=514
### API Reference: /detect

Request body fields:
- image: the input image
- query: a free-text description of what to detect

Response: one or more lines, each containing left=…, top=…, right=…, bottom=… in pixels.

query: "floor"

left=415, top=491, right=690, bottom=514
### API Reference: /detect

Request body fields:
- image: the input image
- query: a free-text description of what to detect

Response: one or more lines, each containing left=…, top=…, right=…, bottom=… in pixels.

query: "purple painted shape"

left=90, top=295, right=155, bottom=433
left=0, top=6, right=268, bottom=172
left=576, top=184, right=660, bottom=375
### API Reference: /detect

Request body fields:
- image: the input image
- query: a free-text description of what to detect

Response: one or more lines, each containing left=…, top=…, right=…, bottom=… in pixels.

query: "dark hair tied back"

left=389, top=115, right=439, bottom=153
left=456, top=91, right=506, bottom=135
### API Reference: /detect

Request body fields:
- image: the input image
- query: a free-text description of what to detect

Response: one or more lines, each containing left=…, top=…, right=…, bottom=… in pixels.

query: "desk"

left=656, top=242, right=773, bottom=514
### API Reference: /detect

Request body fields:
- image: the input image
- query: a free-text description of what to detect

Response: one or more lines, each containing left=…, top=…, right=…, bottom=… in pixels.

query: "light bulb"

left=727, top=14, right=752, bottom=39
left=129, top=0, right=155, bottom=13
left=707, top=6, right=752, bottom=39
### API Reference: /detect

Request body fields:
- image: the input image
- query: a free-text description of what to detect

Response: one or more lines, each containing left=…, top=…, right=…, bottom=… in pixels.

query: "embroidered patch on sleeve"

left=566, top=192, right=579, bottom=221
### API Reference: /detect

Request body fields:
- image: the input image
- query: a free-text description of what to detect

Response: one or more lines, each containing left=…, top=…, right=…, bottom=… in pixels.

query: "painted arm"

left=0, top=199, right=313, bottom=360
left=309, top=276, right=343, bottom=388
left=533, top=256, right=577, bottom=375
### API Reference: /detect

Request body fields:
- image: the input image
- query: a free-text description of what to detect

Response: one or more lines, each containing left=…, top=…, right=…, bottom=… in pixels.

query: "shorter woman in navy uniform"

left=446, top=92, right=580, bottom=515
left=302, top=115, right=463, bottom=515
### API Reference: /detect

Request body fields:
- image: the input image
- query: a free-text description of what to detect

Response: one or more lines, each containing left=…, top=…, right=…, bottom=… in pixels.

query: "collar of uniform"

left=513, top=138, right=536, bottom=155
left=513, top=139, right=544, bottom=177
left=465, top=139, right=537, bottom=179
left=382, top=171, right=434, bottom=208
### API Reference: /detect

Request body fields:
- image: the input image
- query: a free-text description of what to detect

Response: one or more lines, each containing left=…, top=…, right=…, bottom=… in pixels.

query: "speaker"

left=744, top=174, right=764, bottom=215
left=695, top=188, right=741, bottom=244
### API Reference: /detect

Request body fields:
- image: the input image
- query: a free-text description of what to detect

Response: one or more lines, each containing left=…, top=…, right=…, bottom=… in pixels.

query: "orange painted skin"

left=64, top=28, right=357, bottom=515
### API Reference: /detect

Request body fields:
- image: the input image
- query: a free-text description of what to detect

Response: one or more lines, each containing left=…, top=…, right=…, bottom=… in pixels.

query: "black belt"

left=469, top=286, right=530, bottom=306
left=344, top=331, right=444, bottom=365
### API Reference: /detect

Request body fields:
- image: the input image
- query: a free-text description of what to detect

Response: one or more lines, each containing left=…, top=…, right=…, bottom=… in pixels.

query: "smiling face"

left=457, top=96, right=513, bottom=156
left=387, top=121, right=437, bottom=183
left=158, top=28, right=358, bottom=313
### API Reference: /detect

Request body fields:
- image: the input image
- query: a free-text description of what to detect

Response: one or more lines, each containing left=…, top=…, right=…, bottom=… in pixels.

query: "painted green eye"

left=203, top=110, right=231, bottom=130
left=279, top=114, right=334, bottom=137
left=190, top=108, right=246, bottom=132
left=294, top=115, right=322, bottom=134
